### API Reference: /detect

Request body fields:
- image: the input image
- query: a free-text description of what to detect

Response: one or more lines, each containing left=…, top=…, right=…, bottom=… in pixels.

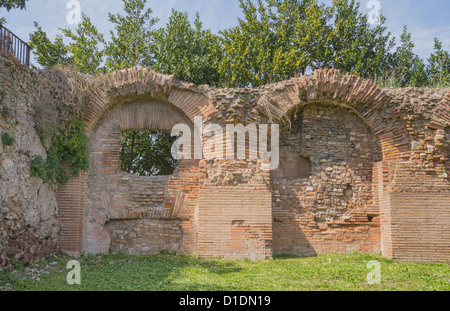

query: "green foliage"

left=384, top=26, right=428, bottom=87
left=1, top=253, right=449, bottom=291
left=60, top=14, right=106, bottom=75
left=220, top=0, right=334, bottom=87
left=30, top=151, right=67, bottom=185
left=26, top=0, right=450, bottom=90
left=427, top=38, right=450, bottom=87
left=55, top=118, right=89, bottom=176
left=31, top=119, right=89, bottom=186
left=219, top=0, right=399, bottom=87
left=29, top=0, right=157, bottom=76
left=0, top=0, right=27, bottom=11
left=1, top=107, right=10, bottom=117
left=120, top=130, right=178, bottom=176
left=153, top=10, right=222, bottom=86
left=1, top=132, right=14, bottom=146
left=29, top=22, right=70, bottom=68
left=29, top=16, right=105, bottom=75
left=104, top=0, right=159, bottom=71
left=327, top=0, right=394, bottom=80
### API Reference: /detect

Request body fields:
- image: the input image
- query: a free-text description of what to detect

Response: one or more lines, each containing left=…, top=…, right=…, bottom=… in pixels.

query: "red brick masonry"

left=54, top=68, right=449, bottom=262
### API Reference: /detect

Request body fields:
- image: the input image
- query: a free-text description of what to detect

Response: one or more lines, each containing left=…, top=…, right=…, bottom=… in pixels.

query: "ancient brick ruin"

left=1, top=55, right=449, bottom=265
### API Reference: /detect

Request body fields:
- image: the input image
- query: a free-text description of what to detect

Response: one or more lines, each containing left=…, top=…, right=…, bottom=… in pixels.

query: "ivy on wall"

left=31, top=118, right=89, bottom=186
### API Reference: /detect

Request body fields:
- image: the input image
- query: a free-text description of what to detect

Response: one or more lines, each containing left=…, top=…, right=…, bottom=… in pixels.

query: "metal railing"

left=0, top=23, right=31, bottom=67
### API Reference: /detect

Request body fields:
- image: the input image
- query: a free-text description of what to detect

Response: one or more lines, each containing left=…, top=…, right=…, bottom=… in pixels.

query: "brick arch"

left=58, top=67, right=217, bottom=256
left=266, top=70, right=398, bottom=257
left=256, top=69, right=405, bottom=161
left=81, top=67, right=217, bottom=134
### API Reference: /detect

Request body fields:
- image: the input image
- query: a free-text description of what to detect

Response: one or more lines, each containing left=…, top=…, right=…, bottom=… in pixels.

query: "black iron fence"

left=0, top=23, right=31, bottom=67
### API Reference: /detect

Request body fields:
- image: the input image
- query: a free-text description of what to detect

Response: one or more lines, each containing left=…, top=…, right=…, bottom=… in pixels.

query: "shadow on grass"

left=0, top=252, right=247, bottom=291
left=97, top=252, right=246, bottom=291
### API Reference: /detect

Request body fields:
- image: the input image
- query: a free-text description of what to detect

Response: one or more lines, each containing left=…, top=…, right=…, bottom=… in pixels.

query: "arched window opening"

left=120, top=130, right=178, bottom=176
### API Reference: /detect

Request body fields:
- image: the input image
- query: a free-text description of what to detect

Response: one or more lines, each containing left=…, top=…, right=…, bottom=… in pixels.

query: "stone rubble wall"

left=273, top=104, right=382, bottom=256
left=0, top=56, right=60, bottom=266
left=106, top=219, right=182, bottom=255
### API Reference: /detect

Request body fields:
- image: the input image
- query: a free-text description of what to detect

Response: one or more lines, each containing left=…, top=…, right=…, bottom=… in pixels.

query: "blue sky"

left=2, top=0, right=450, bottom=66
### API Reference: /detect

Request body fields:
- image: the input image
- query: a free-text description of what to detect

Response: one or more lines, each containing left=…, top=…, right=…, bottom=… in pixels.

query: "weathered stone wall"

left=106, top=219, right=183, bottom=255
left=273, top=104, right=382, bottom=256
left=0, top=55, right=60, bottom=266
left=117, top=173, right=170, bottom=217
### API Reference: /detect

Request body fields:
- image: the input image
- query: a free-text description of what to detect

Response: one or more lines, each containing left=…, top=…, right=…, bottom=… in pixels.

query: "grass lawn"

left=0, top=253, right=448, bottom=291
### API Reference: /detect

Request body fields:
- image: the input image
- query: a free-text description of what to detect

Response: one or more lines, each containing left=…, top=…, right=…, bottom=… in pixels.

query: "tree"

left=60, top=13, right=106, bottom=75
left=104, top=0, right=158, bottom=71
left=219, top=0, right=332, bottom=87
left=120, top=130, right=178, bottom=176
left=388, top=26, right=427, bottom=87
left=153, top=10, right=222, bottom=86
left=427, top=38, right=450, bottom=87
left=218, top=0, right=396, bottom=88
left=326, top=0, right=395, bottom=81
left=29, top=16, right=105, bottom=75
left=0, top=0, right=27, bottom=11
left=1, top=0, right=28, bottom=23
left=29, top=22, right=70, bottom=68
left=29, top=0, right=157, bottom=75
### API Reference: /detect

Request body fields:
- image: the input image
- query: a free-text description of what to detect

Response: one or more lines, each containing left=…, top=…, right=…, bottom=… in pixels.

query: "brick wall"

left=196, top=158, right=273, bottom=260
left=198, top=184, right=273, bottom=260
left=164, top=159, right=200, bottom=255
left=55, top=67, right=449, bottom=263
left=82, top=99, right=198, bottom=255
left=387, top=192, right=450, bottom=262
left=378, top=161, right=450, bottom=262
left=115, top=173, right=170, bottom=219
left=57, top=172, right=85, bottom=257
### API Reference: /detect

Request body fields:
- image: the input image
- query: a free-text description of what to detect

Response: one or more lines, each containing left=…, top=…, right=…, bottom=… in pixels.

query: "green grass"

left=0, top=253, right=448, bottom=291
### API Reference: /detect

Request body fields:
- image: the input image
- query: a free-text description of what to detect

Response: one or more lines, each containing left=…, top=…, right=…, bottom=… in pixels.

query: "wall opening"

left=120, top=130, right=178, bottom=176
